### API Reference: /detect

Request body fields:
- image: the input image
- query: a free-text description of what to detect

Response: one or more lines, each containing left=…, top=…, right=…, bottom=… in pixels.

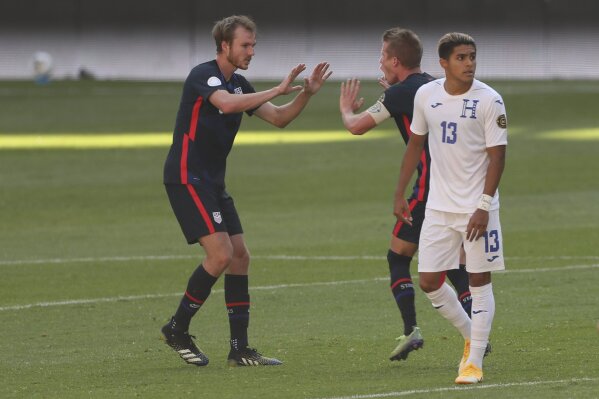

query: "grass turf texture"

left=0, top=80, right=598, bottom=398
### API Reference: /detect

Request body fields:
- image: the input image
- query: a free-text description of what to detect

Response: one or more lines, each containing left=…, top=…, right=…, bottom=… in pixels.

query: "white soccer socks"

left=468, top=283, right=495, bottom=368
left=425, top=282, right=471, bottom=339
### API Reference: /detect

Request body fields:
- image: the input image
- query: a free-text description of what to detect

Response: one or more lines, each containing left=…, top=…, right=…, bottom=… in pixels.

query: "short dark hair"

left=437, top=32, right=476, bottom=60
left=382, top=28, right=423, bottom=69
left=212, top=15, right=257, bottom=53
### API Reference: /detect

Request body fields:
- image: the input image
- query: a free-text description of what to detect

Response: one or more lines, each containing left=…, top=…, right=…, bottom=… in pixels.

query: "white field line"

left=0, top=263, right=598, bottom=312
left=0, top=277, right=379, bottom=312
left=0, top=254, right=598, bottom=267
left=311, top=377, right=599, bottom=399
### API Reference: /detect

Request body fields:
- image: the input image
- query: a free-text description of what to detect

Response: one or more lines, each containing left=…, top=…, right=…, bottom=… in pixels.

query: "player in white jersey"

left=394, top=32, right=507, bottom=385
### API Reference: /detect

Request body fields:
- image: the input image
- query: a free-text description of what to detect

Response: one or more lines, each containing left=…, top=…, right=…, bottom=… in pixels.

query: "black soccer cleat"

left=227, top=347, right=283, bottom=367
left=161, top=320, right=209, bottom=366
left=389, top=326, right=424, bottom=361
left=484, top=341, right=492, bottom=357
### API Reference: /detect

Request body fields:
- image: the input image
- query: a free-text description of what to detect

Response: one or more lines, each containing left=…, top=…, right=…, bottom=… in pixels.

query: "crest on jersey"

left=212, top=212, right=222, bottom=224
left=234, top=87, right=243, bottom=94
left=496, top=114, right=507, bottom=128
left=207, top=76, right=222, bottom=87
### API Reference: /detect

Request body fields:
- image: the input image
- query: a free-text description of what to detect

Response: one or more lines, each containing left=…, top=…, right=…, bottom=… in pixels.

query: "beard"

left=227, top=54, right=251, bottom=70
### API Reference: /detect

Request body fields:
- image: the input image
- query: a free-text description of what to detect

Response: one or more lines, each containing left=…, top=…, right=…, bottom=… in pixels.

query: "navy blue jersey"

left=381, top=72, right=434, bottom=201
left=163, top=60, right=256, bottom=189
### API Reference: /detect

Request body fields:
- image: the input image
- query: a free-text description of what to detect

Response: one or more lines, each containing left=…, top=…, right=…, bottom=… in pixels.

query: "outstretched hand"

left=340, top=78, right=365, bottom=113
left=303, top=62, right=333, bottom=95
left=276, top=64, right=307, bottom=95
left=378, top=77, right=391, bottom=90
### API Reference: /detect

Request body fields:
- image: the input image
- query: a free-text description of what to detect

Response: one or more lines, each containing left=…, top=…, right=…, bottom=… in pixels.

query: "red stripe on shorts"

left=393, top=198, right=419, bottom=236
left=186, top=184, right=215, bottom=234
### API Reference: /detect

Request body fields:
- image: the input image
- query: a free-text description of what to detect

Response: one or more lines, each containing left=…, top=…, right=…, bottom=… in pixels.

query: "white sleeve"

left=410, top=87, right=428, bottom=135
left=366, top=101, right=392, bottom=125
left=484, top=96, right=508, bottom=147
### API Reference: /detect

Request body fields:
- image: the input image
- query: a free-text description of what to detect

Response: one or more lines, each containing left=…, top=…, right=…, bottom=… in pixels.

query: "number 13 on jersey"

left=440, top=121, right=457, bottom=144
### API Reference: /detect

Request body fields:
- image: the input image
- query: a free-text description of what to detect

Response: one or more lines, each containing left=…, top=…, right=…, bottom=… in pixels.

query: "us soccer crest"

left=212, top=212, right=222, bottom=224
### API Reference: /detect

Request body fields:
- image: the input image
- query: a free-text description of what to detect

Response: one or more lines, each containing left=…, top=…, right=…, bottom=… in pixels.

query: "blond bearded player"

left=161, top=15, right=332, bottom=367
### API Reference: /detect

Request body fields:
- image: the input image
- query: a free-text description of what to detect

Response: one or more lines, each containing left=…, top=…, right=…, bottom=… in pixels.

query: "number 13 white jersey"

left=410, top=78, right=508, bottom=213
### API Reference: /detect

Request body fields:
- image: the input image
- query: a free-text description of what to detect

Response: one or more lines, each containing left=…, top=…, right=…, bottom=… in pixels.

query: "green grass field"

left=0, top=79, right=598, bottom=398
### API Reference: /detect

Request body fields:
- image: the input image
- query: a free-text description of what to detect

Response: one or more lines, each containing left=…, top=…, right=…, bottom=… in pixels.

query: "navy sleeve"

left=381, top=85, right=414, bottom=118
left=185, top=64, right=222, bottom=103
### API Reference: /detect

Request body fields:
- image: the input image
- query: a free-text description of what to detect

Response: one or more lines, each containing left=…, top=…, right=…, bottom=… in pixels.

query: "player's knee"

left=209, top=249, right=234, bottom=270
left=234, top=248, right=250, bottom=267
left=419, top=278, right=439, bottom=293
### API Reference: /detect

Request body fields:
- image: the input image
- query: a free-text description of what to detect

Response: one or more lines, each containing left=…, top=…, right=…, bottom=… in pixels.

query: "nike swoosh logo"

left=434, top=305, right=444, bottom=309
left=495, top=100, right=504, bottom=105
left=487, top=255, right=499, bottom=262
left=472, top=310, right=488, bottom=314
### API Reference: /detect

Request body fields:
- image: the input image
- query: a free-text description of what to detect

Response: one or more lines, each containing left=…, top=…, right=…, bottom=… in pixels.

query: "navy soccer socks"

left=388, top=250, right=417, bottom=335
left=224, top=274, right=250, bottom=350
left=170, top=264, right=218, bottom=332
left=446, top=264, right=472, bottom=317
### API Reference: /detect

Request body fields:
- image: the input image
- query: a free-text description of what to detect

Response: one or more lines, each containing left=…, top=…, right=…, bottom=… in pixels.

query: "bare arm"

left=208, top=64, right=306, bottom=114
left=466, top=145, right=507, bottom=241
left=339, top=78, right=378, bottom=135
left=394, top=133, right=427, bottom=224
left=253, top=62, right=332, bottom=128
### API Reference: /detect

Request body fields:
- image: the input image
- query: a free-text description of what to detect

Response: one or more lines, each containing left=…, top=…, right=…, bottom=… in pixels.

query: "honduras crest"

left=213, top=212, right=222, bottom=224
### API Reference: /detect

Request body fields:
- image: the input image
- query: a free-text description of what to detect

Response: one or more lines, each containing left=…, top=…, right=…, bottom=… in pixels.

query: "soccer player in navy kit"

left=161, top=15, right=332, bottom=367
left=339, top=28, right=473, bottom=362
left=395, top=32, right=507, bottom=384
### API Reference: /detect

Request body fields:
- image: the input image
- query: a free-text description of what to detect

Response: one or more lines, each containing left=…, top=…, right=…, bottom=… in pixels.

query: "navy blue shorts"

left=165, top=184, right=243, bottom=244
left=392, top=199, right=426, bottom=244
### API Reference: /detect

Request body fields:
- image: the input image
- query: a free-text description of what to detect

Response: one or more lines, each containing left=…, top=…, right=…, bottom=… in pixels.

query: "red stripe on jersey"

left=186, top=184, right=215, bottom=234
left=392, top=198, right=419, bottom=236
left=185, top=290, right=205, bottom=304
left=391, top=278, right=412, bottom=290
left=402, top=115, right=412, bottom=137
left=188, top=97, right=203, bottom=141
left=417, top=150, right=428, bottom=201
left=179, top=96, right=203, bottom=183
left=402, top=115, right=428, bottom=201
left=180, top=133, right=190, bottom=184
left=226, top=302, right=251, bottom=308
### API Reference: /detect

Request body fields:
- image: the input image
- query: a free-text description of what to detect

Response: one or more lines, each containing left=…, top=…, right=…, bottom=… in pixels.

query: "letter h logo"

left=461, top=99, right=479, bottom=119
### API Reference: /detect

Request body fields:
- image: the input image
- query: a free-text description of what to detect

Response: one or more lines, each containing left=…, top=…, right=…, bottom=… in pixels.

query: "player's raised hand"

left=276, top=64, right=306, bottom=95
left=378, top=76, right=391, bottom=90
left=339, top=78, right=365, bottom=113
left=303, top=62, right=333, bottom=95
left=394, top=197, right=413, bottom=226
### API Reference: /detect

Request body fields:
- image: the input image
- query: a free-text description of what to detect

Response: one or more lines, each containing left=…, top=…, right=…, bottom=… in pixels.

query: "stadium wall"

left=1, top=0, right=598, bottom=81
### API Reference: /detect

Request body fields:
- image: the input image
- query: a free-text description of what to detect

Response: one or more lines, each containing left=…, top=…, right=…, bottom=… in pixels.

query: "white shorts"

left=418, top=208, right=505, bottom=273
